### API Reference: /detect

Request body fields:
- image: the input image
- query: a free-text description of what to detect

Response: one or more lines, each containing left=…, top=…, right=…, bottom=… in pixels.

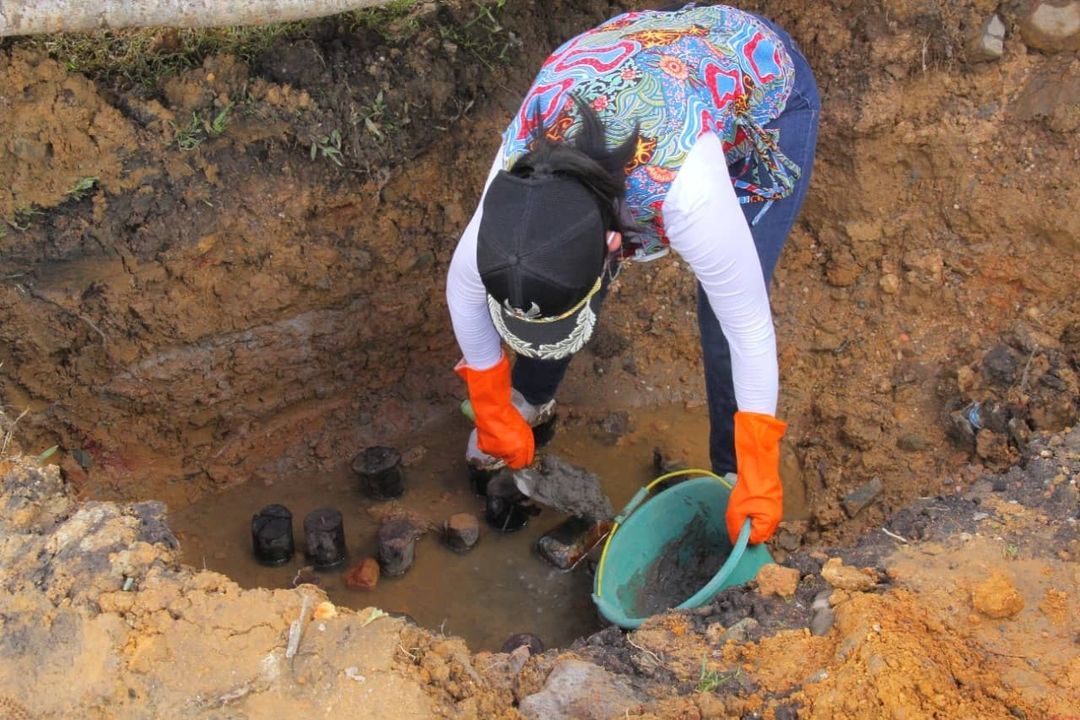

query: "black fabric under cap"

left=478, top=171, right=607, bottom=317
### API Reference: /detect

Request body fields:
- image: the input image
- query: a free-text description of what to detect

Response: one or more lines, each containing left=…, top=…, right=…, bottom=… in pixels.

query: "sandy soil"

left=0, top=422, right=1074, bottom=718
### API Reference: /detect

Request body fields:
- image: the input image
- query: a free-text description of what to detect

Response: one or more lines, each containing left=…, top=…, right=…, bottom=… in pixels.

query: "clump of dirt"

left=633, top=519, right=725, bottom=617
left=0, top=50, right=140, bottom=219
left=514, top=453, right=614, bottom=521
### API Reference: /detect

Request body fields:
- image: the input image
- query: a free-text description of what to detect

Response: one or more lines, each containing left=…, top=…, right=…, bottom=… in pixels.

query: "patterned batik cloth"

left=500, top=4, right=801, bottom=259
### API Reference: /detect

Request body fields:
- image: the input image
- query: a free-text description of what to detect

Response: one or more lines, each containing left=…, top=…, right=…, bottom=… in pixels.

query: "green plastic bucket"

left=592, top=470, right=773, bottom=629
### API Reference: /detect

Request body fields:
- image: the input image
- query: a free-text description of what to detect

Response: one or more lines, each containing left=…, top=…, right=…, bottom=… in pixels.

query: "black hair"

left=509, top=96, right=640, bottom=235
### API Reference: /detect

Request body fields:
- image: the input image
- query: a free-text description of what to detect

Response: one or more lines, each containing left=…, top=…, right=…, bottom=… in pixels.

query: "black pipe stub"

left=251, top=504, right=295, bottom=567
left=484, top=470, right=538, bottom=533
left=468, top=465, right=498, bottom=497
left=352, top=446, right=405, bottom=500
left=303, top=507, right=348, bottom=569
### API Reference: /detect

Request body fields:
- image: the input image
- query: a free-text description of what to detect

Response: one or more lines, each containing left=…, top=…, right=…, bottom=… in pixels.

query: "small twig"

left=1, top=407, right=29, bottom=458
left=627, top=637, right=664, bottom=666
left=397, top=643, right=418, bottom=661
left=285, top=595, right=311, bottom=660
left=984, top=647, right=1030, bottom=660
left=881, top=527, right=909, bottom=544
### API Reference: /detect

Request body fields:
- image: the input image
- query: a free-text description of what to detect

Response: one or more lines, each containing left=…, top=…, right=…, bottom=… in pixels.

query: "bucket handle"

left=595, top=468, right=738, bottom=598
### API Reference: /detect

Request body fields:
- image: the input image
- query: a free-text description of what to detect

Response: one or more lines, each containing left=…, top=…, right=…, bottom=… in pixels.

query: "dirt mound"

left=0, top=423, right=1076, bottom=718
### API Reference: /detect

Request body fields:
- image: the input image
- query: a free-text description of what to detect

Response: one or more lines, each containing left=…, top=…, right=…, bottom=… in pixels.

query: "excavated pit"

left=0, top=0, right=1078, bottom=713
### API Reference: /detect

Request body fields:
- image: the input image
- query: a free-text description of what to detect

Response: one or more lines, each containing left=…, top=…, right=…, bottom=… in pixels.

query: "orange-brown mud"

left=1, top=0, right=1078, bottom=717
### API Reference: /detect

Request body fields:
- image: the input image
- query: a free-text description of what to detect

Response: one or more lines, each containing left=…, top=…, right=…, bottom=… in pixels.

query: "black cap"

left=477, top=171, right=607, bottom=360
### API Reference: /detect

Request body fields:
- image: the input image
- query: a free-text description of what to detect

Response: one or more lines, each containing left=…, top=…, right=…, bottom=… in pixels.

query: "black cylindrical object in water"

left=469, top=465, right=497, bottom=496
left=353, top=446, right=405, bottom=500
left=484, top=471, right=536, bottom=533
left=377, top=517, right=418, bottom=577
left=251, top=504, right=295, bottom=566
left=537, top=516, right=613, bottom=571
left=303, top=507, right=347, bottom=569
left=532, top=415, right=558, bottom=448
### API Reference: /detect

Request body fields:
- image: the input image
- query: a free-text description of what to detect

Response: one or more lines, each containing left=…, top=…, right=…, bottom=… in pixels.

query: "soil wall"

left=1, top=0, right=1078, bottom=540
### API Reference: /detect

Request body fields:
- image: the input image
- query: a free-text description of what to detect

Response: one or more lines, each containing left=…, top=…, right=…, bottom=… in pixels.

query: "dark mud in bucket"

left=592, top=471, right=772, bottom=629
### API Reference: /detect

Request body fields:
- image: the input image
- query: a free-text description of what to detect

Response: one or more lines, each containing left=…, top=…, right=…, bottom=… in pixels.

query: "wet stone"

left=344, top=556, right=380, bottom=590
left=843, top=477, right=883, bottom=518
left=810, top=606, right=836, bottom=636
left=377, top=517, right=420, bottom=577
left=501, top=633, right=544, bottom=655
left=592, top=411, right=633, bottom=446
left=652, top=446, right=689, bottom=475
left=443, top=513, right=480, bottom=553
left=536, top=516, right=612, bottom=571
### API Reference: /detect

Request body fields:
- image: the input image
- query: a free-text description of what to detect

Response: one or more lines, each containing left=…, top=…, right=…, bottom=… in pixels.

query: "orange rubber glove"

left=726, top=411, right=787, bottom=545
left=455, top=353, right=535, bottom=470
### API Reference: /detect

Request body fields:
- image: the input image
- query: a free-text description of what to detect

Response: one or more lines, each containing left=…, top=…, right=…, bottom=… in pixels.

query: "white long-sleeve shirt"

left=446, top=131, right=778, bottom=416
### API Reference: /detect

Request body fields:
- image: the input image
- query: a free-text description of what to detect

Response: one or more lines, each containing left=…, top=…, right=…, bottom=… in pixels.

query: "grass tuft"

left=24, top=23, right=307, bottom=88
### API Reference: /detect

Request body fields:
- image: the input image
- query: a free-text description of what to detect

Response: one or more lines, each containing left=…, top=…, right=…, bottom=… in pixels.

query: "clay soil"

left=0, top=0, right=1078, bottom=717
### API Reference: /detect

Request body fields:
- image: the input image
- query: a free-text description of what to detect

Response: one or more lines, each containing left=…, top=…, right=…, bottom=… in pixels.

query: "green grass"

left=66, top=176, right=99, bottom=201
left=25, top=23, right=307, bottom=88
left=310, top=129, right=344, bottom=166
left=348, top=0, right=422, bottom=39
left=169, top=101, right=235, bottom=150
left=697, top=657, right=740, bottom=694
left=438, top=0, right=514, bottom=71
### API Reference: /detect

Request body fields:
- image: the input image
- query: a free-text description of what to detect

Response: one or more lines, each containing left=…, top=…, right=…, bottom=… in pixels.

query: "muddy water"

left=172, top=404, right=713, bottom=651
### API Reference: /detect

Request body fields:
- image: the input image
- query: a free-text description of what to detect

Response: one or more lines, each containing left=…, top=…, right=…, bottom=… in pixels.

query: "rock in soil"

left=755, top=563, right=801, bottom=598
left=971, top=571, right=1025, bottom=619
left=443, top=513, right=480, bottom=553
left=821, top=557, right=878, bottom=592
left=810, top=606, right=836, bottom=636
left=501, top=633, right=544, bottom=655
left=842, top=477, right=884, bottom=518
left=519, top=658, right=642, bottom=720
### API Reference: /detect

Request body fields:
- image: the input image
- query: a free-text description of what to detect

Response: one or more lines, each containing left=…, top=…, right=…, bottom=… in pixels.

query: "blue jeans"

left=699, top=17, right=820, bottom=473
left=514, top=15, right=821, bottom=476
